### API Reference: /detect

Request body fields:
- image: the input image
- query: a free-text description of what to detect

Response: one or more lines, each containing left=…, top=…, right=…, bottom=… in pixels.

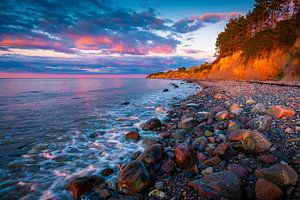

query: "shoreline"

left=67, top=80, right=300, bottom=200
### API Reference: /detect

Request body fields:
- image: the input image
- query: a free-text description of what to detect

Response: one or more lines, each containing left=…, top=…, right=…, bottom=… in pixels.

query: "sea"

left=0, top=78, right=199, bottom=199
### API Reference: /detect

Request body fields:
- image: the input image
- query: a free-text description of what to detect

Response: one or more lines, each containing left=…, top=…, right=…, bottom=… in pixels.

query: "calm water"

left=0, top=78, right=199, bottom=200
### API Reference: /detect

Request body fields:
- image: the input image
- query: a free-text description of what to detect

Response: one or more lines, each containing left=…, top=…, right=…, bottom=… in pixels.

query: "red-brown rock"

left=267, top=106, right=296, bottom=119
left=213, top=143, right=235, bottom=159
left=174, top=143, right=197, bottom=168
left=255, top=178, right=284, bottom=200
left=125, top=131, right=140, bottom=140
left=259, top=154, right=276, bottom=164
left=160, top=159, right=175, bottom=174
left=137, top=144, right=164, bottom=166
left=204, top=156, right=222, bottom=166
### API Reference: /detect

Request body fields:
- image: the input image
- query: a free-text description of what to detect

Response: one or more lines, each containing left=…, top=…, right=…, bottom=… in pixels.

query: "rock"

left=142, top=137, right=162, bottom=148
left=137, top=144, right=164, bottom=166
left=213, top=143, right=235, bottom=159
left=98, top=188, right=112, bottom=199
left=154, top=181, right=164, bottom=190
left=121, top=102, right=130, bottom=106
left=148, top=190, right=166, bottom=198
left=100, top=168, right=114, bottom=176
left=229, top=103, right=243, bottom=115
left=186, top=103, right=200, bottom=108
left=178, top=117, right=198, bottom=129
left=204, top=130, right=213, bottom=137
left=67, top=176, right=105, bottom=200
left=246, top=115, right=272, bottom=131
left=118, top=160, right=153, bottom=194
left=141, top=118, right=161, bottom=131
left=251, top=103, right=267, bottom=113
left=172, top=129, right=186, bottom=139
left=188, top=171, right=242, bottom=200
left=201, top=167, right=213, bottom=175
left=125, top=131, right=140, bottom=140
left=163, top=89, right=169, bottom=92
left=227, top=164, right=248, bottom=177
left=267, top=106, right=296, bottom=119
left=285, top=127, right=294, bottom=134
left=255, top=163, right=298, bottom=188
left=174, top=143, right=197, bottom=169
left=255, top=178, right=284, bottom=200
left=160, top=159, right=175, bottom=174
left=228, top=129, right=272, bottom=154
left=204, top=156, right=222, bottom=167
left=246, top=99, right=255, bottom=105
left=214, top=93, right=223, bottom=100
left=259, top=154, right=276, bottom=163
left=215, top=110, right=229, bottom=121
left=207, top=137, right=215, bottom=143
left=228, top=120, right=240, bottom=131
left=159, top=132, right=171, bottom=139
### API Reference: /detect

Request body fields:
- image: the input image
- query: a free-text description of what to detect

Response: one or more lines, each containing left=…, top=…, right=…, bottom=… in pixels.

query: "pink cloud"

left=194, top=12, right=240, bottom=22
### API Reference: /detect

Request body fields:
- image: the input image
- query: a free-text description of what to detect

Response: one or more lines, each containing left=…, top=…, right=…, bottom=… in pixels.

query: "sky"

left=0, top=0, right=254, bottom=75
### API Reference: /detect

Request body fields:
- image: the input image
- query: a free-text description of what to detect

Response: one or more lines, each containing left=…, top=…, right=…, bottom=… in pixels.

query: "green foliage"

left=189, top=63, right=212, bottom=72
left=177, top=66, right=186, bottom=72
left=216, top=0, right=300, bottom=58
left=274, top=71, right=285, bottom=80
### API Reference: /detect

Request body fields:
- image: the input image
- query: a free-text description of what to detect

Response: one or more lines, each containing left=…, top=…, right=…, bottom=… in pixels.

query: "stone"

left=259, top=154, right=276, bottom=163
left=285, top=127, right=294, bottom=134
left=148, top=190, right=166, bottom=198
left=215, top=110, right=229, bottom=121
left=204, top=156, right=222, bottom=167
left=67, top=176, right=105, bottom=200
left=137, top=144, right=164, bottom=166
left=227, top=164, right=248, bottom=177
left=207, top=137, right=215, bottom=143
left=98, top=188, right=112, bottom=199
left=228, top=129, right=272, bottom=154
left=125, top=131, right=140, bottom=140
left=267, top=106, right=296, bottom=119
left=142, top=137, right=161, bottom=148
left=141, top=118, right=161, bottom=131
left=163, top=89, right=169, bottom=92
left=251, top=103, right=267, bottom=113
left=213, top=143, right=235, bottom=159
left=174, top=143, right=197, bottom=169
left=229, top=103, right=243, bottom=115
left=154, top=181, right=164, bottom=190
left=186, top=103, right=200, bottom=108
left=204, top=130, right=213, bottom=137
left=159, top=132, right=171, bottom=139
left=178, top=117, right=198, bottom=129
left=214, top=93, right=223, bottom=100
left=118, top=160, right=153, bottom=194
left=246, top=99, right=255, bottom=105
left=100, top=168, right=114, bottom=176
left=255, top=178, right=284, bottom=200
left=172, top=129, right=186, bottom=139
left=228, top=120, right=240, bottom=131
left=201, top=167, right=213, bottom=175
left=247, top=115, right=272, bottom=131
left=160, top=159, right=175, bottom=174
left=255, top=163, right=298, bottom=188
left=188, top=171, right=242, bottom=200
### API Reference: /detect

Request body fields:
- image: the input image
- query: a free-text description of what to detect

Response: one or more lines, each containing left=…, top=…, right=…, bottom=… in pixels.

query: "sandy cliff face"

left=148, top=38, right=300, bottom=81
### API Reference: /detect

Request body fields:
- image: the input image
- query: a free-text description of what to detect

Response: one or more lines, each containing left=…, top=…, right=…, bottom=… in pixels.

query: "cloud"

left=172, top=12, right=240, bottom=33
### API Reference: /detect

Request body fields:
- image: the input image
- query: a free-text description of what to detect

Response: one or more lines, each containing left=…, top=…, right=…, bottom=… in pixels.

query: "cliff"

left=147, top=37, right=300, bottom=81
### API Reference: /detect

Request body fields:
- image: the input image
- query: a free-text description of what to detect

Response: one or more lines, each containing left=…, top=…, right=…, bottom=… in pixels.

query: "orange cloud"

left=70, top=35, right=113, bottom=50
left=149, top=44, right=173, bottom=54
left=0, top=37, right=48, bottom=48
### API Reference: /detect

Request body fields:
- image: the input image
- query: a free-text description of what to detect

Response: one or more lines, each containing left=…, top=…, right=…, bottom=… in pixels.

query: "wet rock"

left=188, top=171, right=242, bottom=200
left=163, top=89, right=169, bottom=92
left=125, top=131, right=140, bottom=141
left=246, top=99, right=255, bottom=105
left=229, top=103, right=243, bottom=115
left=213, top=143, right=235, bottom=159
left=118, top=160, right=153, bottom=194
left=172, top=129, right=186, bottom=139
left=159, top=132, right=171, bottom=139
left=141, top=118, right=161, bottom=131
left=215, top=110, right=229, bottom=121
left=186, top=103, right=200, bottom=108
left=100, top=168, right=114, bottom=176
left=227, top=164, right=248, bottom=177
left=228, top=120, right=240, bottom=131
left=160, top=159, right=175, bottom=174
left=285, top=127, right=294, bottom=134
left=214, top=93, right=223, bottom=100
left=98, top=188, right=113, bottom=199
left=259, top=154, right=276, bottom=164
left=267, top=106, right=296, bottom=119
left=148, top=189, right=166, bottom=198
left=137, top=144, right=164, bottom=166
left=228, top=129, right=272, bottom=154
left=201, top=167, right=213, bottom=175
left=174, top=143, right=197, bottom=168
left=154, top=181, right=164, bottom=190
left=251, top=103, right=267, bottom=113
left=142, top=137, right=162, bottom=148
left=204, top=156, right=222, bottom=166
left=255, top=178, right=284, bottom=200
left=255, top=163, right=298, bottom=188
left=247, top=115, right=272, bottom=131
left=178, top=117, right=198, bottom=129
left=121, top=102, right=130, bottom=106
left=67, top=176, right=105, bottom=200
left=204, top=130, right=213, bottom=137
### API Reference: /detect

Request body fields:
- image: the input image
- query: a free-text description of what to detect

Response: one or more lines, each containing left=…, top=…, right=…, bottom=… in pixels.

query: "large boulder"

left=228, top=129, right=271, bottom=154
left=178, top=117, right=198, bottom=129
left=67, top=176, right=104, bottom=200
left=255, top=178, right=284, bottom=200
left=188, top=171, right=243, bottom=200
left=247, top=115, right=272, bottom=131
left=118, top=160, right=153, bottom=194
left=141, top=118, right=161, bottom=131
left=174, top=143, right=197, bottom=169
left=255, top=163, right=298, bottom=188
left=267, top=106, right=296, bottom=119
left=137, top=144, right=164, bottom=166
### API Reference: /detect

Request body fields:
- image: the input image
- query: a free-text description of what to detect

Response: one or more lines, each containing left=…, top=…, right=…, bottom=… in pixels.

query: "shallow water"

left=0, top=78, right=199, bottom=199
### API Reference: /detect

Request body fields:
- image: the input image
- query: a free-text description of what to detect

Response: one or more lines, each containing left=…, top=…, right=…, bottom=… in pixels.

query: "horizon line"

left=0, top=72, right=147, bottom=79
